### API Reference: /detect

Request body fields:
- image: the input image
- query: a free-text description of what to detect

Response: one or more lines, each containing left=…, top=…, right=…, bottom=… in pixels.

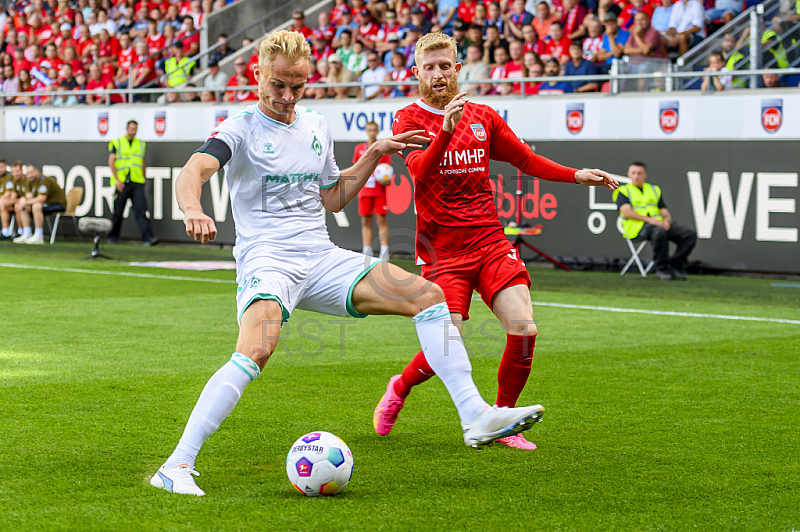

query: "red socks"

left=393, top=334, right=535, bottom=404
left=496, top=334, right=536, bottom=408
left=393, top=350, right=435, bottom=398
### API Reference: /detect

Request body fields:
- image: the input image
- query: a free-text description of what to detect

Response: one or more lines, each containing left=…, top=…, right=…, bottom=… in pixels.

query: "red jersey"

left=118, top=47, right=138, bottom=75
left=539, top=36, right=572, bottom=62
left=619, top=2, right=654, bottom=30
left=393, top=99, right=577, bottom=263
left=358, top=22, right=379, bottom=44
left=458, top=0, right=478, bottom=23
left=313, top=23, right=336, bottom=42
left=176, top=30, right=199, bottom=51
left=98, top=37, right=121, bottom=58
left=147, top=34, right=166, bottom=56
left=353, top=142, right=392, bottom=198
left=330, top=4, right=349, bottom=25
left=561, top=5, right=588, bottom=36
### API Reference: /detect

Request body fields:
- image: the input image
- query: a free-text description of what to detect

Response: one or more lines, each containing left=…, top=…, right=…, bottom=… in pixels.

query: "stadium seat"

left=620, top=236, right=654, bottom=277
left=47, top=187, right=84, bottom=245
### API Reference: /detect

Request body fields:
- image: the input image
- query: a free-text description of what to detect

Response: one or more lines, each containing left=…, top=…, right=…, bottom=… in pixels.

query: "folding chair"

left=620, top=237, right=654, bottom=277
left=47, top=187, right=84, bottom=245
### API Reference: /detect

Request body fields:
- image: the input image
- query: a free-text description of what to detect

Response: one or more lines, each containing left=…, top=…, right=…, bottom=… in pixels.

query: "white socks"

left=1, top=227, right=9, bottom=237
left=362, top=245, right=374, bottom=256
left=164, top=353, right=260, bottom=469
left=34, top=228, right=43, bottom=238
left=22, top=226, right=32, bottom=237
left=379, top=245, right=389, bottom=261
left=413, top=302, right=487, bottom=423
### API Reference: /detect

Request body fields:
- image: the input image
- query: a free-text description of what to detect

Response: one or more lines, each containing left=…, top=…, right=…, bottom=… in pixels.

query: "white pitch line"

left=0, top=262, right=236, bottom=284
left=470, top=294, right=800, bottom=325
left=531, top=301, right=800, bottom=325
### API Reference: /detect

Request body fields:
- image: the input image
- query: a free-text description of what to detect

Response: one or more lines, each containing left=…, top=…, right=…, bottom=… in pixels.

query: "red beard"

left=418, top=75, right=460, bottom=109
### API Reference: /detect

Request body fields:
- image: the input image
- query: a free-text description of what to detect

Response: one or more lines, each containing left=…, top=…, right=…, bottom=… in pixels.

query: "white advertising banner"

left=3, top=90, right=799, bottom=142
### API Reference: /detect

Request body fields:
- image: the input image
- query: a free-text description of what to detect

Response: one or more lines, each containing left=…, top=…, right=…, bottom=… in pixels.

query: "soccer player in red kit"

left=354, top=120, right=392, bottom=262
left=373, top=32, right=618, bottom=449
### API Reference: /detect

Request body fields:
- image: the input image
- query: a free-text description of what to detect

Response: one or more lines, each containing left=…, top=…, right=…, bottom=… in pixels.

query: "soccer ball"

left=373, top=162, right=394, bottom=186
left=286, top=431, right=354, bottom=496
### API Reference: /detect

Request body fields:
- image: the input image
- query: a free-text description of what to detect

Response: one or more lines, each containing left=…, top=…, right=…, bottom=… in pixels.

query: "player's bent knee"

left=415, top=281, right=445, bottom=309
left=505, top=320, right=537, bottom=336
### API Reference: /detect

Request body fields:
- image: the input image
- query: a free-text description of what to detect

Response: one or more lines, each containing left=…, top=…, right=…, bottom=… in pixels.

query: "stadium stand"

left=0, top=0, right=797, bottom=105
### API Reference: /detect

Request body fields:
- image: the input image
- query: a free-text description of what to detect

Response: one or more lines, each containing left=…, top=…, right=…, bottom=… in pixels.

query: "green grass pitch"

left=1, top=242, right=799, bottom=531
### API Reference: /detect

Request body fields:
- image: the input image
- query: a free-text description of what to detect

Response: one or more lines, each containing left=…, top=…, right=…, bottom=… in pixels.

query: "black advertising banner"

left=1, top=140, right=797, bottom=273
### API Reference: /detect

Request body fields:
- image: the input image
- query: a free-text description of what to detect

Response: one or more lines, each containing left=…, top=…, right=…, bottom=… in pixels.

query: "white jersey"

left=207, top=104, right=341, bottom=265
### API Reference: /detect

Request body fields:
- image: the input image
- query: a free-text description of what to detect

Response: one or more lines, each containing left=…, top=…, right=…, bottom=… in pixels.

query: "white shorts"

left=235, top=246, right=381, bottom=325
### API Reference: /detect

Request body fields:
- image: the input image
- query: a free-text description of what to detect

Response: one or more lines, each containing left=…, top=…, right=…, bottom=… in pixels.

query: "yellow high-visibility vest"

left=165, top=56, right=195, bottom=87
left=109, top=136, right=146, bottom=185
left=612, top=182, right=663, bottom=238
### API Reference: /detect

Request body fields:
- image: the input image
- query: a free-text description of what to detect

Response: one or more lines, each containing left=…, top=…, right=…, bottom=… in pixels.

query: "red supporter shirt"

left=98, top=37, right=121, bottom=58
left=58, top=37, right=76, bottom=56
left=37, top=56, right=63, bottom=71
left=313, top=24, right=336, bottom=42
left=35, top=25, right=55, bottom=44
left=562, top=5, right=588, bottom=35
left=14, top=58, right=33, bottom=74
left=619, top=2, right=654, bottom=29
left=458, top=0, right=478, bottom=23
left=76, top=36, right=94, bottom=57
left=246, top=53, right=259, bottom=83
left=132, top=57, right=156, bottom=84
left=393, top=99, right=577, bottom=263
left=290, top=25, right=313, bottom=38
left=358, top=22, right=379, bottom=44
left=353, top=142, right=392, bottom=198
left=540, top=36, right=572, bottom=62
left=330, top=4, right=349, bottom=25
left=118, top=47, right=138, bottom=75
left=147, top=34, right=166, bottom=56
left=177, top=30, right=200, bottom=51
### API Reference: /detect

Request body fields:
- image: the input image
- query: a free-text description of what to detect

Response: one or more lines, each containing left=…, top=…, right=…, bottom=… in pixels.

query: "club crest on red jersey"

left=761, top=99, right=782, bottom=133
left=154, top=111, right=166, bottom=136
left=659, top=101, right=679, bottom=134
left=97, top=112, right=109, bottom=136
left=566, top=103, right=584, bottom=134
left=215, top=110, right=228, bottom=127
left=470, top=123, right=487, bottom=141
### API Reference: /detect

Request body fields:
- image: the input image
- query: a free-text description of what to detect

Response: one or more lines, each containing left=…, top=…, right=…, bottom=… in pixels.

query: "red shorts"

left=358, top=194, right=387, bottom=216
left=420, top=240, right=531, bottom=320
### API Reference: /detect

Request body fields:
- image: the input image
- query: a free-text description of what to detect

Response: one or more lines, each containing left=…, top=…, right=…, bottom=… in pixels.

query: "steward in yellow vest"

left=613, top=162, right=697, bottom=280
left=164, top=41, right=196, bottom=88
left=107, top=120, right=158, bottom=246
left=109, top=131, right=146, bottom=186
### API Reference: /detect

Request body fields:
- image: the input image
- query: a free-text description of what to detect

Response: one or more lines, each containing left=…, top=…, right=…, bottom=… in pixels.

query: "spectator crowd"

left=1, top=0, right=797, bottom=105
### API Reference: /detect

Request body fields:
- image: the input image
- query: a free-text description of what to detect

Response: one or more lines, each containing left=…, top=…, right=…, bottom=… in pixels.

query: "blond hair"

left=414, top=32, right=457, bottom=67
left=259, top=30, right=311, bottom=65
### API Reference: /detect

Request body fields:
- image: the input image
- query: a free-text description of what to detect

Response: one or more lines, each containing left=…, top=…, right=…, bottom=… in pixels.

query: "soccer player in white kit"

left=150, top=30, right=545, bottom=496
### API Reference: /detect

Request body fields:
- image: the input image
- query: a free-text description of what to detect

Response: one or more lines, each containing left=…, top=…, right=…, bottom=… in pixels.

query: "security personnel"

left=761, top=30, right=790, bottom=69
left=108, top=120, right=158, bottom=245
left=164, top=41, right=196, bottom=88
left=613, top=161, right=697, bottom=281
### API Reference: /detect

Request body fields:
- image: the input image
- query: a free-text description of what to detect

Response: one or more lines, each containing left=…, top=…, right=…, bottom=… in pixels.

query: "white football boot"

left=150, top=464, right=205, bottom=496
left=13, top=234, right=31, bottom=244
left=462, top=404, right=545, bottom=448
left=25, top=234, right=44, bottom=245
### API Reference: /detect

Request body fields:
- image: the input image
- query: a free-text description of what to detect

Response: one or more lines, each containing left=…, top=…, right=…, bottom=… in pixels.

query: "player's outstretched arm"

left=176, top=152, right=220, bottom=244
left=320, top=130, right=428, bottom=212
left=574, top=169, right=619, bottom=191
